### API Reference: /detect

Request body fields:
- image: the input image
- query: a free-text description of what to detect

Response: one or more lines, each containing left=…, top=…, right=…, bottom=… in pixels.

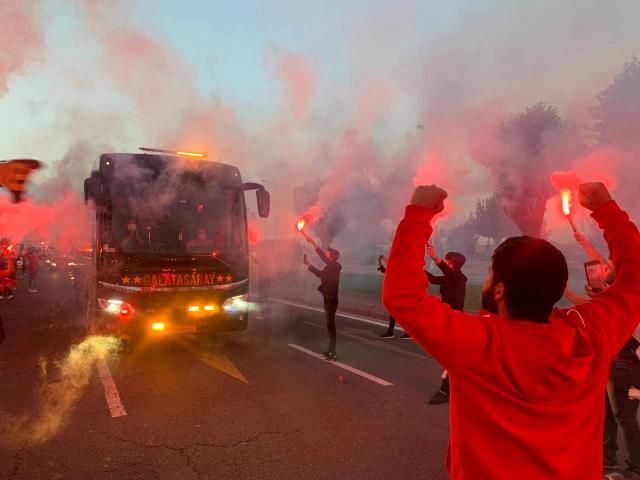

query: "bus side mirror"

left=257, top=189, right=270, bottom=218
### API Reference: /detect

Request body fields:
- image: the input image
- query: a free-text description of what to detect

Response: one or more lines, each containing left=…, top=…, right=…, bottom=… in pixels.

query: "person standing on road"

left=302, top=231, right=342, bottom=362
left=383, top=182, right=640, bottom=479
left=26, top=247, right=40, bottom=293
left=378, top=255, right=411, bottom=339
left=425, top=245, right=468, bottom=405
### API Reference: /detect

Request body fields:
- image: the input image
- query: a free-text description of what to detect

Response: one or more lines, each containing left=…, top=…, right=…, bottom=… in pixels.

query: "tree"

left=592, top=56, right=640, bottom=147
left=443, top=219, right=479, bottom=258
left=479, top=102, right=584, bottom=237
left=473, top=194, right=519, bottom=245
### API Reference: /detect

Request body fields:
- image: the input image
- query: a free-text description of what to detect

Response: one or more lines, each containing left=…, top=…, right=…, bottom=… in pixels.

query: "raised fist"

left=410, top=185, right=448, bottom=213
left=578, top=182, right=612, bottom=212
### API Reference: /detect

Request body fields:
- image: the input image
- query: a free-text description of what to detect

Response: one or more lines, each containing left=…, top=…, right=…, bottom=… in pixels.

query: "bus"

left=79, top=148, right=269, bottom=339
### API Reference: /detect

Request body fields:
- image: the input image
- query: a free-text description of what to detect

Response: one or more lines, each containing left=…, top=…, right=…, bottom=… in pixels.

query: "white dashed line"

left=96, top=360, right=127, bottom=418
left=287, top=343, right=394, bottom=387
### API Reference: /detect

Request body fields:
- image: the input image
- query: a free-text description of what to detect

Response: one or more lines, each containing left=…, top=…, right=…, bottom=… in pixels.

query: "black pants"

left=604, top=361, right=640, bottom=472
left=384, top=316, right=395, bottom=334
left=440, top=374, right=450, bottom=394
left=323, top=296, right=338, bottom=353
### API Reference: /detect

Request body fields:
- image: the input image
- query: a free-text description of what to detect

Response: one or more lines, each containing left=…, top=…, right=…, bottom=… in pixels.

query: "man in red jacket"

left=382, top=182, right=640, bottom=480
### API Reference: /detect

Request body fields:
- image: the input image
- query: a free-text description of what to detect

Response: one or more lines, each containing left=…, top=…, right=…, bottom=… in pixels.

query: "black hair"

left=445, top=252, right=466, bottom=270
left=491, top=236, right=568, bottom=323
left=328, top=248, right=340, bottom=262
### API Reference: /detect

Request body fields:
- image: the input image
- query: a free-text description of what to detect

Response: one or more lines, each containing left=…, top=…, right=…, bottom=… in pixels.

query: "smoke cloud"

left=0, top=0, right=45, bottom=96
left=0, top=335, right=120, bottom=448
left=2, top=1, right=640, bottom=260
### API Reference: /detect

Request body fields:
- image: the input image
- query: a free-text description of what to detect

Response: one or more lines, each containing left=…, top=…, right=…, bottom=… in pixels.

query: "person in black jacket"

left=302, top=231, right=342, bottom=362
left=425, top=244, right=467, bottom=405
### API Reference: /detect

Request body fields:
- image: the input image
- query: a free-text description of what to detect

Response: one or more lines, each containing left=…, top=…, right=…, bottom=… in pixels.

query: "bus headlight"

left=98, top=298, right=123, bottom=314
left=223, top=294, right=249, bottom=312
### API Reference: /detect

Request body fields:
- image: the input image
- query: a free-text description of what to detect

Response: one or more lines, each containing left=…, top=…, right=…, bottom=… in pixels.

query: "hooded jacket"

left=426, top=260, right=467, bottom=311
left=382, top=200, right=640, bottom=480
left=309, top=247, right=342, bottom=299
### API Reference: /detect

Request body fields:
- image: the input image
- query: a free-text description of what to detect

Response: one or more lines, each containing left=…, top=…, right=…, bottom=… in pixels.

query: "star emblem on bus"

left=122, top=275, right=130, bottom=284
left=225, top=275, right=232, bottom=282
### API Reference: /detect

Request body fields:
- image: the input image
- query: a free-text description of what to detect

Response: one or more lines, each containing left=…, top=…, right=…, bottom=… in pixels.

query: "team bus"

left=79, top=148, right=269, bottom=339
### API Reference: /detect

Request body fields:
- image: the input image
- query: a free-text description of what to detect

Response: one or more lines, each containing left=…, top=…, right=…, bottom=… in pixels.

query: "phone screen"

left=584, top=261, right=605, bottom=292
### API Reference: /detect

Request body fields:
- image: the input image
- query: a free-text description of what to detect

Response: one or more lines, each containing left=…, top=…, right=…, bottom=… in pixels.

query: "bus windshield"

left=104, top=171, right=246, bottom=256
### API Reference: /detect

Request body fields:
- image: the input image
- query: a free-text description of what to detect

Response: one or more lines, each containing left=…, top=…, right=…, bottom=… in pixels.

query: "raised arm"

left=314, top=247, right=332, bottom=265
left=426, top=270, right=444, bottom=285
left=574, top=231, right=608, bottom=264
left=563, top=286, right=590, bottom=306
left=382, top=186, right=490, bottom=371
left=308, top=264, right=322, bottom=278
left=572, top=183, right=640, bottom=354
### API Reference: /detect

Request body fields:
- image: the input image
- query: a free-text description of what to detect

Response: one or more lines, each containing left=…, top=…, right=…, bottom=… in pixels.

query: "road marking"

left=198, top=353, right=248, bottom=384
left=303, top=321, right=429, bottom=361
left=272, top=298, right=406, bottom=332
left=287, top=343, right=393, bottom=386
left=96, top=360, right=127, bottom=418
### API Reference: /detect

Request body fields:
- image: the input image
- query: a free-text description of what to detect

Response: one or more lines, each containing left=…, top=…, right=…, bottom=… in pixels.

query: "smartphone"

left=584, top=260, right=605, bottom=292
left=303, top=253, right=308, bottom=263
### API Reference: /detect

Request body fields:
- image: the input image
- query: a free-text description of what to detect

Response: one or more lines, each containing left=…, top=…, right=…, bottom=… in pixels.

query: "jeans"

left=604, top=361, right=640, bottom=472
left=323, top=296, right=338, bottom=353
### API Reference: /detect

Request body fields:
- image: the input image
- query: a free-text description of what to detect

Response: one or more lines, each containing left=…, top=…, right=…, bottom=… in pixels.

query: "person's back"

left=383, top=183, right=640, bottom=479
left=444, top=308, right=609, bottom=479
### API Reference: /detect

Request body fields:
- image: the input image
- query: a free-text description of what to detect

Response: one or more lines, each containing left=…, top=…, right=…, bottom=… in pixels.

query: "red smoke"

left=547, top=151, right=620, bottom=235
left=0, top=191, right=89, bottom=252
left=247, top=220, right=263, bottom=245
left=413, top=151, right=458, bottom=222
left=297, top=206, right=322, bottom=229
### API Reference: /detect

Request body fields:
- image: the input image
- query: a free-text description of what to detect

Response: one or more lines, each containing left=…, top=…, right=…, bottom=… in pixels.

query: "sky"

left=2, top=0, right=640, bottom=246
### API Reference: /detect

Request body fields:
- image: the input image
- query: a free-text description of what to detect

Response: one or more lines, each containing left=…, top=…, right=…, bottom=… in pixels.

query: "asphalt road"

left=0, top=267, right=451, bottom=480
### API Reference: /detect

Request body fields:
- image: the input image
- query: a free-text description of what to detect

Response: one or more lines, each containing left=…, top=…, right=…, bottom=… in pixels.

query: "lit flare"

left=561, top=189, right=571, bottom=216
left=560, top=189, right=578, bottom=233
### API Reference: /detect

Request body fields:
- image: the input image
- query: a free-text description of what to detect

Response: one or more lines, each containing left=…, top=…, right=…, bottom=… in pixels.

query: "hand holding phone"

left=584, top=260, right=605, bottom=293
